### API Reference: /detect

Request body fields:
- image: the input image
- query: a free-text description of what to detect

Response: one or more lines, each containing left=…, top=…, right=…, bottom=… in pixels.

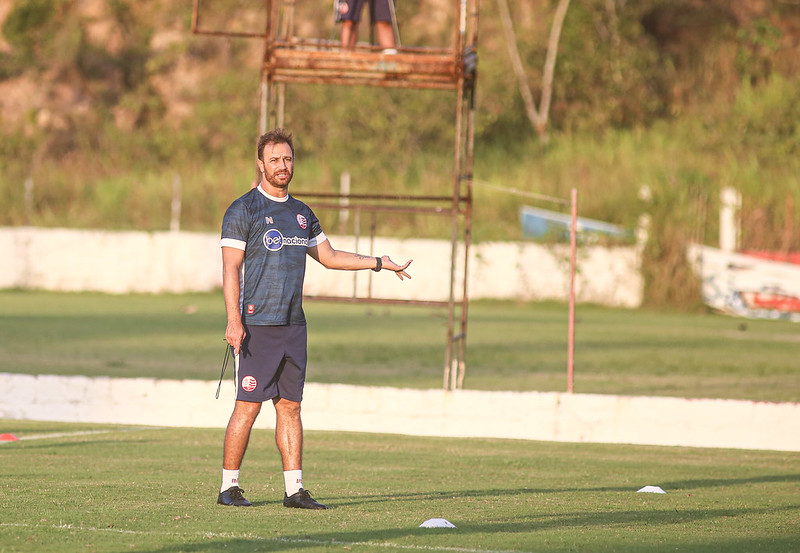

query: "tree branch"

left=496, top=0, right=572, bottom=143
left=538, top=0, right=572, bottom=142
left=496, top=0, right=541, bottom=129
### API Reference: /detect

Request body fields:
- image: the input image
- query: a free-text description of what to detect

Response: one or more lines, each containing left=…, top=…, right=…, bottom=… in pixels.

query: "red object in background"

left=742, top=251, right=800, bottom=265
left=741, top=291, right=800, bottom=313
left=0, top=433, right=19, bottom=441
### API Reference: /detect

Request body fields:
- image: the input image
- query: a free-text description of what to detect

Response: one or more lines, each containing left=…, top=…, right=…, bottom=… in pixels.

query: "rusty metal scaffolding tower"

left=191, top=0, right=478, bottom=390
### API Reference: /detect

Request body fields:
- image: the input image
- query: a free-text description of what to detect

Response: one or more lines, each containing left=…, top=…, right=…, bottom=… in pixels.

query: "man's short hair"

left=257, top=128, right=294, bottom=161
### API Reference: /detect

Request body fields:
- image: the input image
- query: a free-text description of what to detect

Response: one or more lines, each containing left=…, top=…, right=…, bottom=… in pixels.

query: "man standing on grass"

left=218, top=128, right=412, bottom=509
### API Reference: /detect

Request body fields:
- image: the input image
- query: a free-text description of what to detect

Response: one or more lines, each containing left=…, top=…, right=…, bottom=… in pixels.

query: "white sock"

left=283, top=469, right=303, bottom=496
left=221, top=469, right=240, bottom=493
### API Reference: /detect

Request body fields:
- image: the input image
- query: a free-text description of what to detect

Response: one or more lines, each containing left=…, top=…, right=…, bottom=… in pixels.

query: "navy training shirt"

left=221, top=185, right=326, bottom=325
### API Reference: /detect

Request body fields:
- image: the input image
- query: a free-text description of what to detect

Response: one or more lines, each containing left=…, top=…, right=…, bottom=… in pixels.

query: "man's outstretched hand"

left=381, top=256, right=413, bottom=280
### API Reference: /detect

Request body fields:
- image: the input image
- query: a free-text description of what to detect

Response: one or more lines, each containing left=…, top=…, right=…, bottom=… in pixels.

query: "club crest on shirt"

left=296, top=214, right=307, bottom=229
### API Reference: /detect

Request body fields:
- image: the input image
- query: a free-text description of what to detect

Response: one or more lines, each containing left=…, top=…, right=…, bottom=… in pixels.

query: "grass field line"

left=0, top=522, right=530, bottom=553
left=0, top=426, right=162, bottom=444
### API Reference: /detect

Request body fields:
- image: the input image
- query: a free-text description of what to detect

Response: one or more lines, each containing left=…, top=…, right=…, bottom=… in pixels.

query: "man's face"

left=259, top=142, right=294, bottom=189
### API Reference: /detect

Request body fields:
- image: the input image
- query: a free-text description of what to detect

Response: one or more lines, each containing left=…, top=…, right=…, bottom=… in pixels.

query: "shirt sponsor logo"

left=263, top=229, right=309, bottom=251
left=296, top=214, right=307, bottom=229
left=247, top=304, right=255, bottom=314
left=242, top=375, right=257, bottom=392
left=265, top=216, right=274, bottom=224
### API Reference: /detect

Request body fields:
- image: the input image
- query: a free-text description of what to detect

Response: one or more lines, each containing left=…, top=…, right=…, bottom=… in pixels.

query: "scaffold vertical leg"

left=456, top=335, right=467, bottom=389
left=443, top=334, right=453, bottom=390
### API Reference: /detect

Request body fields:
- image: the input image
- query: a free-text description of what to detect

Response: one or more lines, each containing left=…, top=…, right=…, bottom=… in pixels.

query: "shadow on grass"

left=200, top=472, right=800, bottom=510
left=657, top=473, right=800, bottom=489
left=130, top=504, right=800, bottom=553
left=321, top=473, right=800, bottom=507
left=4, top=436, right=163, bottom=451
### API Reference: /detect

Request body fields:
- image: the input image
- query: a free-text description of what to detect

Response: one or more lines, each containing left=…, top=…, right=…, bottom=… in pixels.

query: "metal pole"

left=456, top=0, right=478, bottom=389
left=353, top=208, right=361, bottom=298
left=388, top=0, right=401, bottom=46
left=259, top=74, right=268, bottom=134
left=24, top=176, right=34, bottom=225
left=261, top=0, right=275, bottom=134
left=170, top=173, right=182, bottom=232
left=339, top=172, right=351, bottom=231
left=567, top=188, right=577, bottom=393
left=368, top=210, right=377, bottom=299
left=444, top=81, right=466, bottom=391
left=456, top=98, right=475, bottom=390
left=191, top=0, right=200, bottom=32
left=277, top=83, right=286, bottom=128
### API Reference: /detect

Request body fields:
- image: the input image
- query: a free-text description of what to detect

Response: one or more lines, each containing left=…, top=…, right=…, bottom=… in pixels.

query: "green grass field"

left=0, top=290, right=798, bottom=402
left=1, top=292, right=799, bottom=552
left=1, top=420, right=798, bottom=553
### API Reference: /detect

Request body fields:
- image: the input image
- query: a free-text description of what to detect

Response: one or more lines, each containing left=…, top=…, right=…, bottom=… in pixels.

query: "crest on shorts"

left=296, top=214, right=307, bottom=229
left=242, top=375, right=257, bottom=392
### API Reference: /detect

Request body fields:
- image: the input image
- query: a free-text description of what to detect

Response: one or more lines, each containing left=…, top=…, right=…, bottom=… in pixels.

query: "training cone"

left=0, top=433, right=19, bottom=441
left=419, top=518, right=456, bottom=528
left=637, top=485, right=666, bottom=494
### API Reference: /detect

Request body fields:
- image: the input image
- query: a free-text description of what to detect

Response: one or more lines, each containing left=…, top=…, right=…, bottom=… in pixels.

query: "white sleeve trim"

left=221, top=238, right=247, bottom=250
left=308, top=232, right=327, bottom=248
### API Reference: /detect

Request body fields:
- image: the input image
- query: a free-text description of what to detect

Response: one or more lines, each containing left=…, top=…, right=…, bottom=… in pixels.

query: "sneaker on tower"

left=217, top=486, right=252, bottom=507
left=283, top=488, right=327, bottom=509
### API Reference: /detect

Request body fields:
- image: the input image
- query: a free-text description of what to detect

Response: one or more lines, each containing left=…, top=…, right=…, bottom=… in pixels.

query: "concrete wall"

left=1, top=373, right=797, bottom=452
left=0, top=227, right=643, bottom=307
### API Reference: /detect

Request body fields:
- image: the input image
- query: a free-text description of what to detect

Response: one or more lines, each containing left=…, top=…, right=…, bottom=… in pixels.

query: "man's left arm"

left=307, top=239, right=412, bottom=280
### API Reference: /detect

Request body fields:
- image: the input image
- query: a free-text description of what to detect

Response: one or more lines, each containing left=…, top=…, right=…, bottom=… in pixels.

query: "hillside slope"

left=1, top=0, right=798, bottom=308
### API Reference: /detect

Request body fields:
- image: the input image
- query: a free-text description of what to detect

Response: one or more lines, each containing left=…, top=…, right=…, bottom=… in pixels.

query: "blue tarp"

left=520, top=205, right=629, bottom=240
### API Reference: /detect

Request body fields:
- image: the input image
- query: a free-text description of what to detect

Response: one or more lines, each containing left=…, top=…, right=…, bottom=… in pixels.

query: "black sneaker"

left=217, top=486, right=252, bottom=507
left=283, top=488, right=327, bottom=510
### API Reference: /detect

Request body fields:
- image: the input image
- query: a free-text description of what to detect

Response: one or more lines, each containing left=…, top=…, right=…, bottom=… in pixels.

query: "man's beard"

left=266, top=170, right=293, bottom=188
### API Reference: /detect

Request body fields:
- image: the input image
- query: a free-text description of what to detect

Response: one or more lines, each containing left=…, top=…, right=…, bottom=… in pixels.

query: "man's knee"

left=273, top=397, right=301, bottom=418
left=232, top=400, right=262, bottom=423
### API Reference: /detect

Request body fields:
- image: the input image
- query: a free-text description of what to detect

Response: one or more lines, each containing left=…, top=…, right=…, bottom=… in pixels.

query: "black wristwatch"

left=372, top=257, right=382, bottom=272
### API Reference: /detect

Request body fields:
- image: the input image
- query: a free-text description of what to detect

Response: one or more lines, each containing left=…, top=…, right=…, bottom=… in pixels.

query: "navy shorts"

left=235, top=324, right=307, bottom=403
left=338, top=0, right=393, bottom=23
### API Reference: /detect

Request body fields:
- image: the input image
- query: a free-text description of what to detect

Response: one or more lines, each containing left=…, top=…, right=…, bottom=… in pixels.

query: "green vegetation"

left=0, top=1, right=798, bottom=308
left=1, top=290, right=797, bottom=402
left=0, top=420, right=798, bottom=552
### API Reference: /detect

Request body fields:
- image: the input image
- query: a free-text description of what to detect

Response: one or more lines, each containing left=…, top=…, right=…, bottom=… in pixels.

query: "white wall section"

left=1, top=373, right=796, bottom=452
left=0, top=227, right=643, bottom=307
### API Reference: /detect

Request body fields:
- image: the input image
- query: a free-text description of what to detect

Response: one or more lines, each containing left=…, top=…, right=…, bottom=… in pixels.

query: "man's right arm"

left=222, top=246, right=246, bottom=355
